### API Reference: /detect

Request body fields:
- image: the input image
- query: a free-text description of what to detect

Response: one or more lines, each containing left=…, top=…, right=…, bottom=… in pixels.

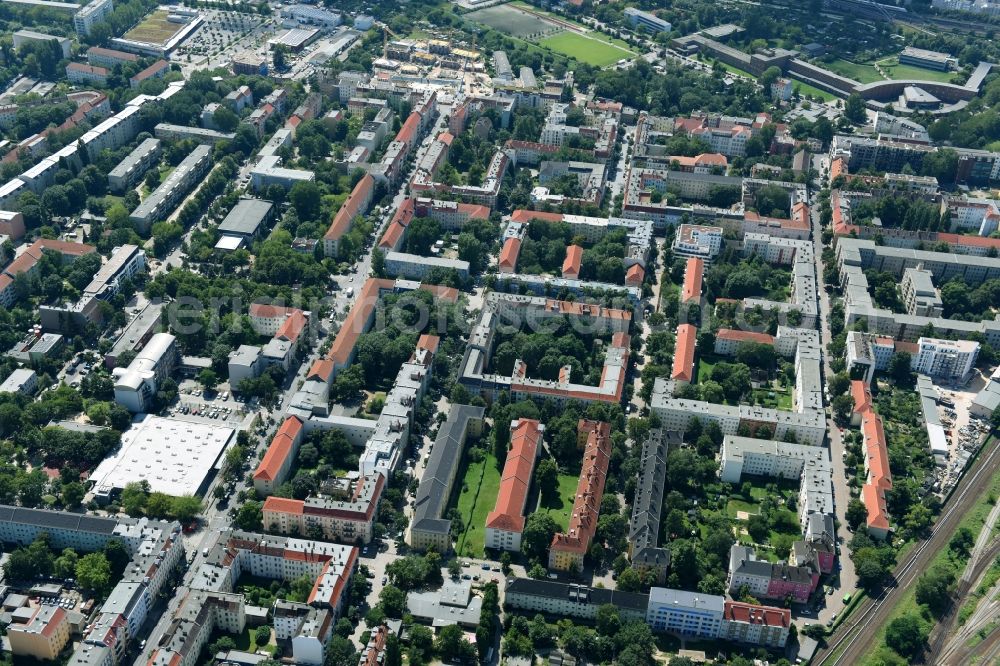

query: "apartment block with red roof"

left=713, top=328, right=775, bottom=356
left=671, top=324, right=697, bottom=384
left=720, top=601, right=791, bottom=647
left=680, top=257, right=704, bottom=305
left=323, top=174, right=375, bottom=257
left=253, top=416, right=305, bottom=495
left=129, top=59, right=170, bottom=89
left=485, top=419, right=543, bottom=552
left=7, top=606, right=70, bottom=660
left=262, top=473, right=385, bottom=544
left=498, top=237, right=521, bottom=274
left=561, top=245, right=582, bottom=279
left=851, top=380, right=893, bottom=540
left=548, top=420, right=611, bottom=572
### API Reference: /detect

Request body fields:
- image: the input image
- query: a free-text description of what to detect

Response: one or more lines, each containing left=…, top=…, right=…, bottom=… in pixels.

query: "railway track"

left=812, top=440, right=1000, bottom=665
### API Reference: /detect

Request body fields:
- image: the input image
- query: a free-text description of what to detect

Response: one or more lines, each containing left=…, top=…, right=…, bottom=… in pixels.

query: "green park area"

left=825, top=58, right=883, bottom=83
left=791, top=79, right=838, bottom=102
left=876, top=57, right=961, bottom=83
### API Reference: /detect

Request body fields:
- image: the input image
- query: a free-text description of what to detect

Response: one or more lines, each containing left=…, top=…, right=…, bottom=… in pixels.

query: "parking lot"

left=172, top=9, right=275, bottom=70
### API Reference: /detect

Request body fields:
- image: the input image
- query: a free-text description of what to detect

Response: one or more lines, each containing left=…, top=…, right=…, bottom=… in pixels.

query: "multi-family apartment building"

left=548, top=420, right=611, bottom=572
left=484, top=419, right=543, bottom=552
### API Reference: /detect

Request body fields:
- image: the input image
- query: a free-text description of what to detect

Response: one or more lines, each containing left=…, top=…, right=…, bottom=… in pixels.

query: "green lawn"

left=695, top=353, right=724, bottom=384
left=538, top=472, right=580, bottom=531
left=453, top=452, right=502, bottom=558
left=824, top=58, right=883, bottom=84
left=861, top=459, right=1000, bottom=663
left=705, top=57, right=755, bottom=79
left=791, top=78, right=838, bottom=102
left=539, top=31, right=634, bottom=67
left=727, top=498, right=760, bottom=518
left=876, top=58, right=961, bottom=83
left=753, top=387, right=793, bottom=411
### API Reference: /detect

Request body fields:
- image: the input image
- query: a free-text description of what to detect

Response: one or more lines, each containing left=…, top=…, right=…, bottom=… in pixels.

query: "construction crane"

left=381, top=24, right=397, bottom=60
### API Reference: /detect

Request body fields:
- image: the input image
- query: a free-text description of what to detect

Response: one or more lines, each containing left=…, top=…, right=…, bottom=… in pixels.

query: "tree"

left=254, top=625, right=271, bottom=647
left=535, top=458, right=559, bottom=503
left=234, top=500, right=263, bottom=530
left=198, top=368, right=219, bottom=391
left=289, top=181, right=322, bottom=221
left=272, top=45, right=287, bottom=70
left=904, top=503, right=933, bottom=538
left=846, top=498, right=868, bottom=530
left=521, top=513, right=559, bottom=559
left=885, top=614, right=928, bottom=659
left=949, top=526, right=974, bottom=557
left=595, top=604, right=621, bottom=636
left=887, top=352, right=912, bottom=383
left=844, top=93, right=866, bottom=124
left=54, top=548, right=79, bottom=578
left=76, top=552, right=112, bottom=594
left=213, top=105, right=240, bottom=132
left=61, top=481, right=86, bottom=508
left=384, top=635, right=402, bottom=666
left=747, top=514, right=770, bottom=543
left=760, top=65, right=781, bottom=88
left=171, top=495, right=202, bottom=523
left=378, top=584, right=406, bottom=618
left=435, top=624, right=475, bottom=662
left=915, top=566, right=954, bottom=617
left=832, top=394, right=854, bottom=421
left=120, top=480, right=149, bottom=516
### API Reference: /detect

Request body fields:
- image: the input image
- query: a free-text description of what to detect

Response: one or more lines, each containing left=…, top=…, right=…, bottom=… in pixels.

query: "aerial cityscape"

left=0, top=0, right=1000, bottom=664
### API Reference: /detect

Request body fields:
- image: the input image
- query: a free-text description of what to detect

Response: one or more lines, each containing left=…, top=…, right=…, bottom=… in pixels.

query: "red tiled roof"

left=378, top=199, right=414, bottom=250
left=326, top=278, right=392, bottom=367
left=562, top=245, right=583, bottom=278
left=249, top=303, right=297, bottom=319
left=830, top=156, right=846, bottom=180
left=33, top=239, right=96, bottom=256
left=307, top=359, right=334, bottom=383
left=625, top=264, right=644, bottom=286
left=850, top=380, right=872, bottom=413
left=88, top=46, right=138, bottom=62
left=672, top=324, right=697, bottom=382
left=437, top=131, right=454, bottom=146
left=510, top=209, right=563, bottom=224
left=723, top=601, right=790, bottom=628
left=254, top=416, right=303, bottom=482
left=550, top=421, right=611, bottom=555
left=716, top=328, right=774, bottom=345
left=263, top=496, right=304, bottom=515
left=417, top=334, right=440, bottom=353
left=499, top=237, right=521, bottom=271
left=863, top=483, right=889, bottom=530
left=396, top=112, right=421, bottom=147
left=324, top=174, right=374, bottom=242
left=130, top=59, right=169, bottom=83
left=681, top=257, right=704, bottom=304
left=275, top=310, right=307, bottom=343
left=485, top=418, right=542, bottom=533
left=417, top=283, right=459, bottom=302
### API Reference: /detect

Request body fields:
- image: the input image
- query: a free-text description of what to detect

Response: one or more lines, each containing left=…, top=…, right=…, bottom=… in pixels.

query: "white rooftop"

left=89, top=415, right=235, bottom=497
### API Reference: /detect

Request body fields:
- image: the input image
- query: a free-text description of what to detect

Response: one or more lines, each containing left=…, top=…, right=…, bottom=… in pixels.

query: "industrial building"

left=89, top=415, right=236, bottom=498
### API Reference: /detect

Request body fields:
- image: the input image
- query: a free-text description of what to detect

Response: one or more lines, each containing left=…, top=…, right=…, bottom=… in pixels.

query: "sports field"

left=467, top=2, right=635, bottom=67
left=123, top=9, right=188, bottom=46
left=466, top=4, right=558, bottom=39
left=539, top=31, right=633, bottom=67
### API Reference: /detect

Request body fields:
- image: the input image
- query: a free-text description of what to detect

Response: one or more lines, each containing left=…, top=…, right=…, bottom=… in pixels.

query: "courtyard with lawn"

left=538, top=31, right=635, bottom=67
left=537, top=472, right=580, bottom=532
left=451, top=451, right=502, bottom=558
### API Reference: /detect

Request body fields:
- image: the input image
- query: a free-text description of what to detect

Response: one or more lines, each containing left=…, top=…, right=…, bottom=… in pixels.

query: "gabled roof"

left=671, top=324, right=697, bottom=382
left=625, top=264, right=644, bottom=286
left=499, top=237, right=521, bottom=271
left=485, top=419, right=542, bottom=533
left=562, top=245, right=583, bottom=278
left=253, top=416, right=303, bottom=482
left=681, top=257, right=704, bottom=304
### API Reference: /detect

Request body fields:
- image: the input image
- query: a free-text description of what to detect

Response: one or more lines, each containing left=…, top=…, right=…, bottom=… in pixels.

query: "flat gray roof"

left=217, top=199, right=273, bottom=238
